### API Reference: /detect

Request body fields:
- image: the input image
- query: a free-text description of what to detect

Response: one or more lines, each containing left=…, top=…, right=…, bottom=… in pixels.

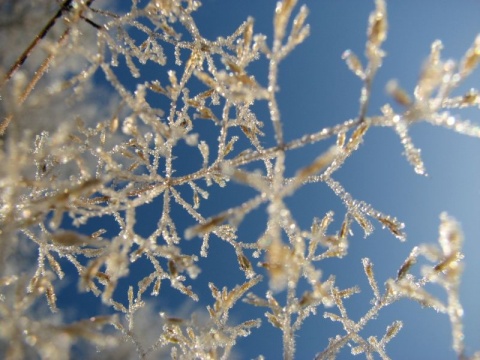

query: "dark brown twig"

left=0, top=0, right=97, bottom=135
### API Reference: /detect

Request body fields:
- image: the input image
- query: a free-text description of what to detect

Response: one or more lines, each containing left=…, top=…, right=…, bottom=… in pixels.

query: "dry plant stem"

left=358, top=77, right=373, bottom=123
left=1, top=0, right=480, bottom=358
left=283, top=285, right=297, bottom=360
left=0, top=29, right=72, bottom=136
left=1, top=0, right=96, bottom=85
left=267, top=59, right=284, bottom=146
left=0, top=0, right=74, bottom=86
left=0, top=0, right=96, bottom=135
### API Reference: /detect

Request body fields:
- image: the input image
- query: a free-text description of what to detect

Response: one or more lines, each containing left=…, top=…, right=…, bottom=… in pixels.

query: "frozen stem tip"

left=342, top=50, right=365, bottom=79
left=368, top=0, right=388, bottom=47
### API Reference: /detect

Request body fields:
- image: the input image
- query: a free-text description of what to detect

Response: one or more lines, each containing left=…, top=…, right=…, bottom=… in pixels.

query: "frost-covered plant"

left=0, top=0, right=479, bottom=359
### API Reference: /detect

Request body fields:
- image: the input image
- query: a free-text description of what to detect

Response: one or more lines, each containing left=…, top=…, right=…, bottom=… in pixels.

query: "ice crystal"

left=0, top=0, right=479, bottom=359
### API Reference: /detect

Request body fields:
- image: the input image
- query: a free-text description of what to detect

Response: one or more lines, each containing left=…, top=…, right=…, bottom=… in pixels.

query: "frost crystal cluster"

left=0, top=0, right=479, bottom=359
